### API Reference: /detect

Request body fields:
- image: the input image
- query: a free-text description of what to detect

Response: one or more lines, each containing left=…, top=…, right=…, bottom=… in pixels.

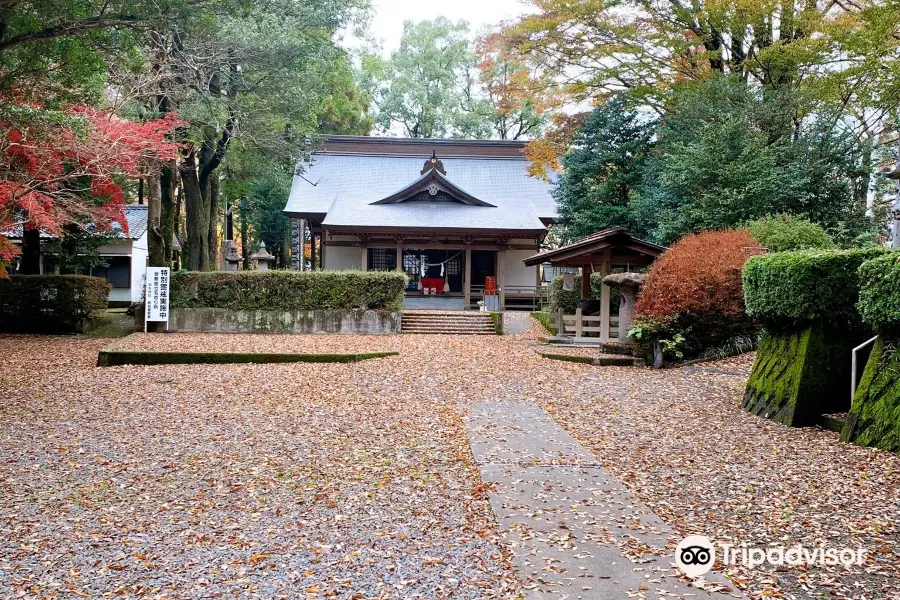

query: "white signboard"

left=145, top=267, right=170, bottom=331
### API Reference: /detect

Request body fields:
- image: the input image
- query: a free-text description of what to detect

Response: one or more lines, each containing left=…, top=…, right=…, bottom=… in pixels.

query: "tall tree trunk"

left=21, top=224, right=40, bottom=274
left=181, top=149, right=204, bottom=271
left=138, top=178, right=144, bottom=205
left=207, top=172, right=219, bottom=270
left=239, top=199, right=249, bottom=266
left=197, top=133, right=215, bottom=271
left=282, top=229, right=291, bottom=270
left=197, top=177, right=210, bottom=271
left=147, top=171, right=165, bottom=267
left=173, top=179, right=183, bottom=271
left=161, top=165, right=175, bottom=266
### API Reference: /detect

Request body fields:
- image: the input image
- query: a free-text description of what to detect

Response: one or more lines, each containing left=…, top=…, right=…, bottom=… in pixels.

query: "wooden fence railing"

left=557, top=308, right=620, bottom=341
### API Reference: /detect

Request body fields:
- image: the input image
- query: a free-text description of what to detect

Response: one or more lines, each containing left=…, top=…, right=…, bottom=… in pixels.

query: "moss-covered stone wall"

left=743, top=325, right=854, bottom=427
left=841, top=337, right=900, bottom=452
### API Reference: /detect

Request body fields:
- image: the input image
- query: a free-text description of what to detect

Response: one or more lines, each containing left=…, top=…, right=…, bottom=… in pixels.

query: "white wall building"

left=283, top=136, right=559, bottom=310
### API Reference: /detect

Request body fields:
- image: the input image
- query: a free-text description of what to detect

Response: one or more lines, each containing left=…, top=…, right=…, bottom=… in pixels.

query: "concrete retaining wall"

left=170, top=308, right=400, bottom=334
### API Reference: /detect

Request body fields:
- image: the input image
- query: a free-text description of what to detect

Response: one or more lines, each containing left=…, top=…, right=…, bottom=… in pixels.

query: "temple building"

left=283, top=136, right=558, bottom=310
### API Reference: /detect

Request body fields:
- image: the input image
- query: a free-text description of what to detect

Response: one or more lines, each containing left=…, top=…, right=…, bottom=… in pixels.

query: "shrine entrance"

left=402, top=249, right=465, bottom=294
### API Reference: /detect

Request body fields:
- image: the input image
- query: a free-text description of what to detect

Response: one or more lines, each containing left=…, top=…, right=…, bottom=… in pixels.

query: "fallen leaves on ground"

left=0, top=324, right=897, bottom=600
left=113, top=333, right=399, bottom=355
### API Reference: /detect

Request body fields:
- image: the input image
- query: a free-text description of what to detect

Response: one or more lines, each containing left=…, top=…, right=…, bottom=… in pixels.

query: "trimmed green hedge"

left=0, top=275, right=111, bottom=333
left=742, top=248, right=886, bottom=329
left=171, top=270, right=408, bottom=311
left=841, top=337, right=900, bottom=452
left=857, top=251, right=900, bottom=337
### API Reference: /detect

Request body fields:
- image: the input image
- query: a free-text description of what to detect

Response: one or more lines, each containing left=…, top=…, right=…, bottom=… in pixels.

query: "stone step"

left=402, top=316, right=492, bottom=322
left=403, top=330, right=496, bottom=335
left=403, top=323, right=494, bottom=331
left=402, top=318, right=493, bottom=323
left=402, top=319, right=493, bottom=325
left=401, top=310, right=498, bottom=335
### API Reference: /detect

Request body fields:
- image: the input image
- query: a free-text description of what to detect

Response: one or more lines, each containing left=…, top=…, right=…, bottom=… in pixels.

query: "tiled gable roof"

left=284, top=140, right=558, bottom=233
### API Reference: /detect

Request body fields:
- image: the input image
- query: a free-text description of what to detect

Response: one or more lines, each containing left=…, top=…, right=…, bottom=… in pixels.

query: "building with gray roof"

left=283, top=136, right=558, bottom=309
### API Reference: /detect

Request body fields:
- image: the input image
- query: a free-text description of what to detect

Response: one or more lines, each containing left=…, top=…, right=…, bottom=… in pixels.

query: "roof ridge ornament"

left=421, top=150, right=447, bottom=175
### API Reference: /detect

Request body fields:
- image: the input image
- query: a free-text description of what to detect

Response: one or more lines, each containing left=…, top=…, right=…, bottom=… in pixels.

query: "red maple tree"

left=1, top=105, right=182, bottom=273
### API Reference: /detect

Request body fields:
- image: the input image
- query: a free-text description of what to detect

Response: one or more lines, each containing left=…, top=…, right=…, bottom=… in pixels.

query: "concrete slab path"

left=465, top=401, right=746, bottom=600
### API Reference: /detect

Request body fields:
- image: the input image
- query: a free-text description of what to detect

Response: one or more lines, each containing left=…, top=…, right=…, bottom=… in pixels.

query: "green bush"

left=742, top=248, right=886, bottom=330
left=547, top=273, right=604, bottom=314
left=857, top=251, right=900, bottom=337
left=0, top=275, right=111, bottom=333
left=745, top=214, right=835, bottom=252
left=171, top=270, right=408, bottom=311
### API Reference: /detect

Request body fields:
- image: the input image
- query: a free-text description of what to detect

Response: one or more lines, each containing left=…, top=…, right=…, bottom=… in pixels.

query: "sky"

left=359, top=0, right=532, bottom=57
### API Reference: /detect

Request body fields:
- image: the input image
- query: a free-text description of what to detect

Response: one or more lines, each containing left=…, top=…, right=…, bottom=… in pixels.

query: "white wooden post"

left=557, top=308, right=565, bottom=334
left=575, top=308, right=583, bottom=338
left=360, top=246, right=368, bottom=271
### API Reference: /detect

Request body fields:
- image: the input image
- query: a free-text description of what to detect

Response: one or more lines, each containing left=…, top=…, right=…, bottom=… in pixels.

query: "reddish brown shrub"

left=630, top=229, right=764, bottom=360
left=636, top=228, right=760, bottom=320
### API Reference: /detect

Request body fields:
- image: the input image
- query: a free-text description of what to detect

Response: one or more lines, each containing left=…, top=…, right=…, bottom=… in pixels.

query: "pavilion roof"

left=523, top=227, right=665, bottom=267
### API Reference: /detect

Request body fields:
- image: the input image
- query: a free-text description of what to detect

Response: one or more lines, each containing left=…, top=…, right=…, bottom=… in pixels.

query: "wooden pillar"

left=575, top=307, right=583, bottom=338
left=581, top=266, right=591, bottom=298
left=310, top=232, right=317, bottom=271
left=498, top=249, right=506, bottom=311
left=600, top=248, right=612, bottom=342
left=298, top=219, right=307, bottom=271
left=320, top=230, right=327, bottom=270
left=463, top=245, right=472, bottom=310
left=395, top=243, right=403, bottom=271
left=360, top=245, right=368, bottom=271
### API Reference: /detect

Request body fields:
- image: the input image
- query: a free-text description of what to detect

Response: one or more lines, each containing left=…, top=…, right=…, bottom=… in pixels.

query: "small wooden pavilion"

left=523, top=227, right=665, bottom=342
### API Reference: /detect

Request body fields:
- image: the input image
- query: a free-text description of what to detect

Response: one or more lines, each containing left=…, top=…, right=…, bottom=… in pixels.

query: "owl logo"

left=675, top=535, right=715, bottom=578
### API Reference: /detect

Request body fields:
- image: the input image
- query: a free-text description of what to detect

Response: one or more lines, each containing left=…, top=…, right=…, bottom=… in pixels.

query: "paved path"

left=465, top=401, right=745, bottom=600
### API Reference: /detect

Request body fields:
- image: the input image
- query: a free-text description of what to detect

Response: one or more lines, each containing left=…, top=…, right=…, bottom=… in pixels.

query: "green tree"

left=633, top=77, right=870, bottom=244
left=367, top=18, right=492, bottom=138
left=552, top=97, right=653, bottom=240
left=138, top=0, right=367, bottom=271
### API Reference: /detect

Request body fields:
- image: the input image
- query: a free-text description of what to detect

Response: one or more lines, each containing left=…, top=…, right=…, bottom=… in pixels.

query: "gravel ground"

left=112, top=333, right=400, bottom=355
left=1, top=322, right=898, bottom=600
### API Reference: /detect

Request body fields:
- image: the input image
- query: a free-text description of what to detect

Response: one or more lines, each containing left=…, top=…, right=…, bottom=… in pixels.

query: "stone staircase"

left=401, top=310, right=497, bottom=335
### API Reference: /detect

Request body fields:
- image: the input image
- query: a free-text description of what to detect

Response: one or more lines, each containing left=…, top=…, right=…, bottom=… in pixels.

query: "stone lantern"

left=250, top=241, right=275, bottom=271
left=222, top=240, right=243, bottom=272
left=602, top=272, right=646, bottom=339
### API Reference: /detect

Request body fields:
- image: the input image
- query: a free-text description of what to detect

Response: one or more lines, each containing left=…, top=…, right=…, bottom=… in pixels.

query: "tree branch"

left=0, top=13, right=142, bottom=50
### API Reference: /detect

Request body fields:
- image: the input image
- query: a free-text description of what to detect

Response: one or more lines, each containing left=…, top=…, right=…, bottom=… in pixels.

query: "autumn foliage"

left=631, top=229, right=764, bottom=356
left=636, top=229, right=762, bottom=320
left=1, top=105, right=182, bottom=264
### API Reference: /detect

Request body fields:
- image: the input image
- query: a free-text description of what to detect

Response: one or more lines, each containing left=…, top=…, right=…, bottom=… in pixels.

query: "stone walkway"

left=464, top=401, right=745, bottom=600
